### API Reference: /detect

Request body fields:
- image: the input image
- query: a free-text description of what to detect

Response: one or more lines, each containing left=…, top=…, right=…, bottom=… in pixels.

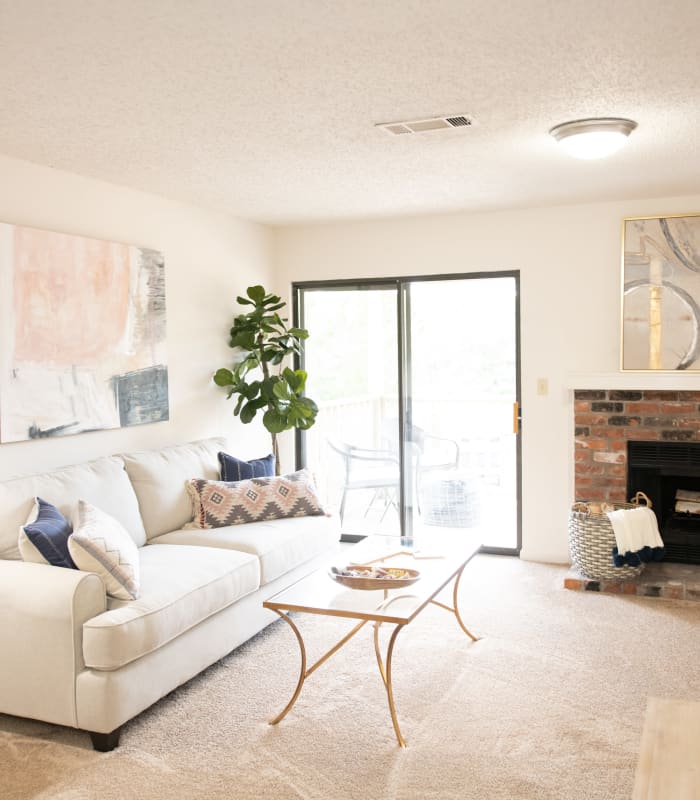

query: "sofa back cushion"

left=120, top=437, right=225, bottom=540
left=0, top=457, right=146, bottom=560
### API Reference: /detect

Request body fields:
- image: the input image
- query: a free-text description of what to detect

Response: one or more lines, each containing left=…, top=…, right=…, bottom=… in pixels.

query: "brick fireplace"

left=573, top=389, right=700, bottom=504
left=566, top=388, right=700, bottom=593
left=574, top=389, right=700, bottom=564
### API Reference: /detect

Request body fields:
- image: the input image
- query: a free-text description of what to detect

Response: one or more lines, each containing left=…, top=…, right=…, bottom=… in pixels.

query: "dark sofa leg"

left=89, top=727, right=122, bottom=752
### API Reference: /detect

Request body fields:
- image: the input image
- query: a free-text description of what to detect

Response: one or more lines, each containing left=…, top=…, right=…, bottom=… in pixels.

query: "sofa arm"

left=0, top=560, right=106, bottom=728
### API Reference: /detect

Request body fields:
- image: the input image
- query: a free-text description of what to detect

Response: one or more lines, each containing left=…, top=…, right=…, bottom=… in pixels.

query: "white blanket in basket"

left=605, top=506, right=664, bottom=557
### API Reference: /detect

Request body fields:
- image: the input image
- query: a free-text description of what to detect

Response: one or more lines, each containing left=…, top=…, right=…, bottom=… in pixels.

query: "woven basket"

left=421, top=476, right=480, bottom=528
left=568, top=493, right=651, bottom=581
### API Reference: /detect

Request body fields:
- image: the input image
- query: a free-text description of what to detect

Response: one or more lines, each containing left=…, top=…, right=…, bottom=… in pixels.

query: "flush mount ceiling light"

left=549, top=117, right=638, bottom=159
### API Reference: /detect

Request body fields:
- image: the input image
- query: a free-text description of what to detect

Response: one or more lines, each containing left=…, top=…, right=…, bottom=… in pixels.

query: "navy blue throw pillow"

left=22, top=497, right=76, bottom=569
left=218, top=451, right=275, bottom=482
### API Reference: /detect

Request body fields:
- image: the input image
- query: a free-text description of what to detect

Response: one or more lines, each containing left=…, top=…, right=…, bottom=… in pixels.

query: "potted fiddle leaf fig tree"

left=213, top=285, right=318, bottom=475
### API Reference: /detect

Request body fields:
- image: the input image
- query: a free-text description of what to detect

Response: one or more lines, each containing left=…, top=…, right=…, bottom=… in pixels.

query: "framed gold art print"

left=621, top=213, right=700, bottom=371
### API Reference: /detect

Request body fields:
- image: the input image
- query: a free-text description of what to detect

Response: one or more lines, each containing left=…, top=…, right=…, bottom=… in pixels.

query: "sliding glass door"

left=297, top=285, right=401, bottom=536
left=295, top=272, right=520, bottom=553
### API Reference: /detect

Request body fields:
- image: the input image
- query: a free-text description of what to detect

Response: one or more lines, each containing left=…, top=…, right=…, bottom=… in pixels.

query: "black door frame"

left=293, top=271, right=522, bottom=555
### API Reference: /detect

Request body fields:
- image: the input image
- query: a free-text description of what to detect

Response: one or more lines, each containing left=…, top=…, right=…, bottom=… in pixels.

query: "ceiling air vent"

left=375, top=114, right=473, bottom=136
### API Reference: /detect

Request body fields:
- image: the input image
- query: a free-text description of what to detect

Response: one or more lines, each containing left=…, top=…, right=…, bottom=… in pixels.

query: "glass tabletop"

left=263, top=532, right=482, bottom=624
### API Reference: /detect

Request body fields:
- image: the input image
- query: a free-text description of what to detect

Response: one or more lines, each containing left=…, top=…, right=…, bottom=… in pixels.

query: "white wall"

left=0, top=154, right=275, bottom=480
left=3, top=151, right=698, bottom=562
left=273, top=195, right=700, bottom=563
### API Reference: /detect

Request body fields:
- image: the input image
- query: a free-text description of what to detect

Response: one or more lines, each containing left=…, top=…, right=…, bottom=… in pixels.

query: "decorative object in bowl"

left=329, top=564, right=421, bottom=590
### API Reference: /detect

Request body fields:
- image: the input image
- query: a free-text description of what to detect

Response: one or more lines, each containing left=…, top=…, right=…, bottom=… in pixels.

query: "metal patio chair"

left=327, top=438, right=400, bottom=523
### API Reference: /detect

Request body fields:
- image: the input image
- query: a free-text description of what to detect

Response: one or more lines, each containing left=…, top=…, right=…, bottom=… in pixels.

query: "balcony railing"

left=308, top=395, right=514, bottom=521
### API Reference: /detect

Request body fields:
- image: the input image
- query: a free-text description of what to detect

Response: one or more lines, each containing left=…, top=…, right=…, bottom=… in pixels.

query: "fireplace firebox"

left=627, top=441, right=700, bottom=564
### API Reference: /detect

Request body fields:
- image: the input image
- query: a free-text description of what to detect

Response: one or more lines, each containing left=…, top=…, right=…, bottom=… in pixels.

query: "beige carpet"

left=3, top=555, right=699, bottom=800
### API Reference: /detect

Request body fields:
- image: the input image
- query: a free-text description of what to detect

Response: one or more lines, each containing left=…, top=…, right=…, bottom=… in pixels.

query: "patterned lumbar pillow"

left=18, top=497, right=77, bottom=569
left=186, top=469, right=326, bottom=529
left=68, top=500, right=140, bottom=600
left=218, top=451, right=275, bottom=482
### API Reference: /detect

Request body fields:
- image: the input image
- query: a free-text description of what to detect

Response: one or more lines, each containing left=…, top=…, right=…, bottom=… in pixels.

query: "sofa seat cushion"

left=150, top=514, right=339, bottom=586
left=82, top=543, right=259, bottom=670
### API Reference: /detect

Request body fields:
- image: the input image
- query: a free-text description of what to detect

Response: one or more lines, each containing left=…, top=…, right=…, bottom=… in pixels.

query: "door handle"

left=513, top=402, right=521, bottom=435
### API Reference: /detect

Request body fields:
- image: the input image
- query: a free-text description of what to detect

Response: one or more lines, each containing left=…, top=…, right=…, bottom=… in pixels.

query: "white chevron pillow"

left=68, top=500, right=140, bottom=600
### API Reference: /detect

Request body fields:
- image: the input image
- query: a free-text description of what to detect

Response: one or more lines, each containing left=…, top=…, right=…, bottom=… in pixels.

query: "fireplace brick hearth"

left=573, top=389, right=700, bottom=503
left=564, top=562, right=700, bottom=602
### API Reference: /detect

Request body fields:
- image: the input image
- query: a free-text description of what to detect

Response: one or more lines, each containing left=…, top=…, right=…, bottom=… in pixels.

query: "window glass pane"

left=302, top=288, right=400, bottom=536
left=406, top=277, right=518, bottom=549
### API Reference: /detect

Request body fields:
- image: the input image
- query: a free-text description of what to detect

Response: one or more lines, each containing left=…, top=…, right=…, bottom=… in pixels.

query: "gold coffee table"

left=263, top=533, right=482, bottom=747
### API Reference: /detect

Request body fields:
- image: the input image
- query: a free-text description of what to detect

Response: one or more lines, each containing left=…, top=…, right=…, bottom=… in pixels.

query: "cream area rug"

left=2, top=555, right=699, bottom=800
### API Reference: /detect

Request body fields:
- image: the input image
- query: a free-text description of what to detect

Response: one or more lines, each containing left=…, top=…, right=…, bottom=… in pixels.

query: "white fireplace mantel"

left=565, top=372, right=700, bottom=391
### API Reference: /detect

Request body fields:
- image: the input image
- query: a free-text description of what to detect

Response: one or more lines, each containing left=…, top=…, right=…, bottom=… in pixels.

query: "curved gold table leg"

left=452, top=564, right=479, bottom=642
left=269, top=610, right=307, bottom=725
left=374, top=621, right=407, bottom=748
left=430, top=564, right=479, bottom=641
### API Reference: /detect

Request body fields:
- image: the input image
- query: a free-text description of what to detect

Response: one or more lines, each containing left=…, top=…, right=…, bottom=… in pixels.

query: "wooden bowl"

left=328, top=564, right=421, bottom=590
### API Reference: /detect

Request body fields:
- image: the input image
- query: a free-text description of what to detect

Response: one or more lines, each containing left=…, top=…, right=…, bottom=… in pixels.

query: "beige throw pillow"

left=186, top=469, right=326, bottom=529
left=68, top=500, right=140, bottom=600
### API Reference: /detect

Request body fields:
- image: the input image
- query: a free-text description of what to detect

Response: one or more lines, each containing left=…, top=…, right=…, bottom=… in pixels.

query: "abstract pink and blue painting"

left=0, top=223, right=168, bottom=442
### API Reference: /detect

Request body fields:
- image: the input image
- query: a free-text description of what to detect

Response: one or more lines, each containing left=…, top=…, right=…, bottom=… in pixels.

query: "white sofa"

left=0, top=437, right=340, bottom=750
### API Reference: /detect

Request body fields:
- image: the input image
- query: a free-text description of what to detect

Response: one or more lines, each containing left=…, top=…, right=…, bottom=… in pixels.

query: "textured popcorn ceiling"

left=0, top=0, right=698, bottom=224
